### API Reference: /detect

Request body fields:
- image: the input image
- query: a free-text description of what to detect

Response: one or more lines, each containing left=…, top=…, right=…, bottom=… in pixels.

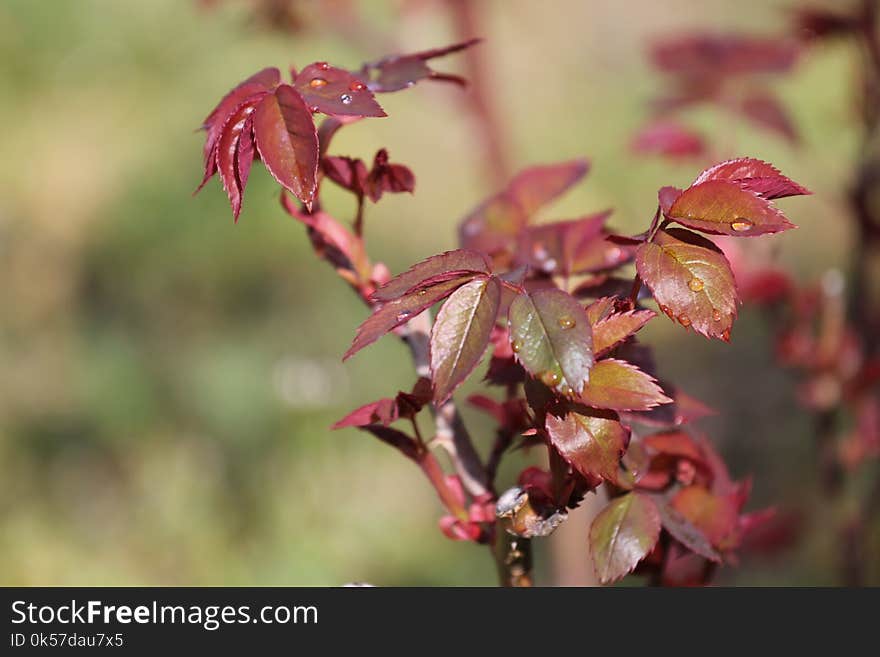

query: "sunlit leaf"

left=545, top=410, right=628, bottom=483
left=692, top=157, right=811, bottom=199
left=580, top=359, right=672, bottom=411
left=294, top=62, right=386, bottom=117
left=372, top=249, right=490, bottom=302
left=586, top=298, right=656, bottom=356
left=635, top=227, right=738, bottom=340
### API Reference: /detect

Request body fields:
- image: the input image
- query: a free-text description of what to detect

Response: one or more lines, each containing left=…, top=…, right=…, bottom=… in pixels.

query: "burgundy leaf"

left=322, top=155, right=368, bottom=195
left=631, top=120, right=706, bottom=158
left=333, top=398, right=398, bottom=429
left=216, top=102, right=257, bottom=221
left=372, top=249, right=490, bottom=302
left=294, top=62, right=386, bottom=117
left=359, top=38, right=480, bottom=93
left=253, top=85, right=319, bottom=207
left=580, top=359, right=672, bottom=412
left=737, top=91, right=799, bottom=143
left=344, top=277, right=469, bottom=360
left=635, top=227, right=738, bottom=340
left=236, top=116, right=255, bottom=198
left=430, top=277, right=502, bottom=403
left=589, top=491, right=661, bottom=584
left=365, top=149, right=415, bottom=202
left=651, top=34, right=799, bottom=78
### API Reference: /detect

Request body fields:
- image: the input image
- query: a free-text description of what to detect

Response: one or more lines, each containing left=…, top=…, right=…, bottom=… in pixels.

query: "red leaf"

left=658, top=186, right=683, bottom=214
left=635, top=227, right=739, bottom=340
left=344, top=277, right=471, bottom=360
left=253, top=85, right=319, bottom=207
left=359, top=38, right=480, bottom=92
left=580, top=359, right=672, bottom=412
left=364, top=149, right=415, bottom=202
left=216, top=102, right=257, bottom=221
left=294, top=62, right=386, bottom=117
left=430, top=277, right=501, bottom=403
left=655, top=498, right=722, bottom=562
left=236, top=116, right=255, bottom=198
left=322, top=156, right=368, bottom=196
left=631, top=120, right=706, bottom=158
left=589, top=492, right=661, bottom=584
left=459, top=160, right=590, bottom=254
left=372, top=249, right=490, bottom=302
left=667, top=180, right=796, bottom=236
left=671, top=486, right=740, bottom=550
left=545, top=410, right=628, bottom=484
left=586, top=299, right=656, bottom=357
left=332, top=398, right=398, bottom=429
left=738, top=91, right=799, bottom=143
left=692, top=157, right=810, bottom=199
left=651, top=34, right=799, bottom=78
left=508, top=288, right=594, bottom=395
left=643, top=431, right=705, bottom=464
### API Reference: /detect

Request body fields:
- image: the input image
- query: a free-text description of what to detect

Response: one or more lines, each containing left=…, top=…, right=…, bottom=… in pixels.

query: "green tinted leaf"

left=589, top=492, right=661, bottom=584
left=545, top=411, right=627, bottom=483
left=430, top=277, right=501, bottom=403
left=508, top=288, right=593, bottom=394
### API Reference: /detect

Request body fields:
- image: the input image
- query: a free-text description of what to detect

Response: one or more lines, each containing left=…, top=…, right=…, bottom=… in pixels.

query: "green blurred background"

left=0, top=0, right=873, bottom=585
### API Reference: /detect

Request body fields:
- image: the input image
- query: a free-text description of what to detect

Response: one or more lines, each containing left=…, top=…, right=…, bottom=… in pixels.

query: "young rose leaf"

left=236, top=116, right=255, bottom=197
left=631, top=120, right=706, bottom=159
left=459, top=160, right=590, bottom=254
left=643, top=430, right=705, bottom=463
left=589, top=491, right=661, bottom=584
left=667, top=180, right=796, bottom=236
left=658, top=186, right=683, bottom=215
left=216, top=102, right=257, bottom=221
left=345, top=277, right=469, bottom=360
left=253, top=85, right=319, bottom=207
left=692, top=157, right=811, bottom=199
left=365, top=149, right=415, bottom=202
left=430, top=277, right=501, bottom=403
left=651, top=34, right=799, bottom=78
left=359, top=38, right=480, bottom=92
left=372, top=249, right=490, bottom=302
left=580, top=359, right=672, bottom=412
left=508, top=288, right=594, bottom=395
left=322, top=155, right=368, bottom=195
left=586, top=299, right=656, bottom=357
left=635, top=227, right=738, bottom=340
left=738, top=91, right=799, bottom=144
left=294, top=62, right=386, bottom=117
left=671, top=486, right=740, bottom=550
left=545, top=411, right=628, bottom=483
left=655, top=497, right=722, bottom=562
left=515, top=211, right=624, bottom=276
left=333, top=398, right=398, bottom=429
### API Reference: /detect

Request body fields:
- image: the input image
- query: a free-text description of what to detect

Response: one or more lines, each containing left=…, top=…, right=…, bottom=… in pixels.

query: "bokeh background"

left=0, top=0, right=874, bottom=585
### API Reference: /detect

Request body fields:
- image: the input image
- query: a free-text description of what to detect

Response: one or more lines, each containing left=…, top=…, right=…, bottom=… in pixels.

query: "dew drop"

left=721, top=328, right=731, bottom=342
left=349, top=80, right=366, bottom=92
left=540, top=370, right=560, bottom=387
left=316, top=61, right=330, bottom=71
left=678, top=313, right=691, bottom=327
left=561, top=384, right=574, bottom=396
left=396, top=311, right=412, bottom=322
left=659, top=304, right=674, bottom=319
left=309, top=105, right=320, bottom=113
left=309, top=77, right=328, bottom=88
left=606, top=247, right=622, bottom=263
left=558, top=316, right=576, bottom=330
left=731, top=218, right=754, bottom=232
left=418, top=289, right=428, bottom=296
left=712, top=309, right=722, bottom=322
left=340, top=93, right=353, bottom=105
left=510, top=339, right=523, bottom=353
left=688, top=277, right=705, bottom=292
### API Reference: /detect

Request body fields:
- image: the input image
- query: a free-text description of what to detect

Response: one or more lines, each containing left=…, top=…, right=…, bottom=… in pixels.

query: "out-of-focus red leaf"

left=333, top=398, right=398, bottom=429
left=793, top=7, right=862, bottom=41
left=655, top=497, right=722, bottom=561
left=459, top=160, right=590, bottom=255
left=294, top=62, right=386, bottom=117
left=643, top=430, right=705, bottom=463
left=344, top=277, right=471, bottom=360
left=508, top=288, right=594, bottom=395
left=365, top=149, right=415, bottom=202
left=631, top=120, right=706, bottom=158
left=589, top=492, right=661, bottom=584
left=430, top=276, right=501, bottom=403
left=651, top=34, right=800, bottom=78
left=580, top=359, right=672, bottom=412
left=671, top=485, right=740, bottom=550
left=667, top=180, right=797, bottom=236
left=623, top=388, right=717, bottom=428
left=636, top=227, right=739, bottom=340
left=738, top=91, right=799, bottom=143
left=545, top=410, right=628, bottom=484
left=322, top=155, right=368, bottom=195
left=658, top=186, right=683, bottom=214
left=693, top=158, right=811, bottom=200
left=372, top=249, right=490, bottom=302
left=358, top=38, right=480, bottom=92
left=253, top=85, right=319, bottom=207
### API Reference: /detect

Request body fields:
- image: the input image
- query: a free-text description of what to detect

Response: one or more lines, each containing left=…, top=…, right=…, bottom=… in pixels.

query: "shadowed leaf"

left=430, top=277, right=501, bottom=403
left=590, top=492, right=661, bottom=584
left=545, top=411, right=628, bottom=483
left=372, top=250, right=490, bottom=302
left=655, top=497, right=722, bottom=562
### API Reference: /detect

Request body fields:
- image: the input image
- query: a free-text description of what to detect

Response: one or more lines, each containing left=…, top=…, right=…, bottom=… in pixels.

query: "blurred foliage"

left=0, top=0, right=875, bottom=585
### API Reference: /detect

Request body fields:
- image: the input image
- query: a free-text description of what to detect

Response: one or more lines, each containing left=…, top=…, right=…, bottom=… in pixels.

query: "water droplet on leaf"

left=678, top=314, right=691, bottom=327
left=510, top=339, right=522, bottom=353
left=722, top=328, right=731, bottom=341
left=349, top=80, right=366, bottom=92
left=558, top=316, right=576, bottom=330
left=688, top=277, right=704, bottom=292
left=712, top=309, right=722, bottom=322
left=540, top=371, right=560, bottom=387
left=731, top=218, right=754, bottom=232
left=309, top=77, right=328, bottom=88
left=316, top=61, right=330, bottom=71
left=396, top=311, right=412, bottom=322
left=340, top=93, right=353, bottom=105
left=560, top=384, right=574, bottom=396
left=659, top=305, right=674, bottom=319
